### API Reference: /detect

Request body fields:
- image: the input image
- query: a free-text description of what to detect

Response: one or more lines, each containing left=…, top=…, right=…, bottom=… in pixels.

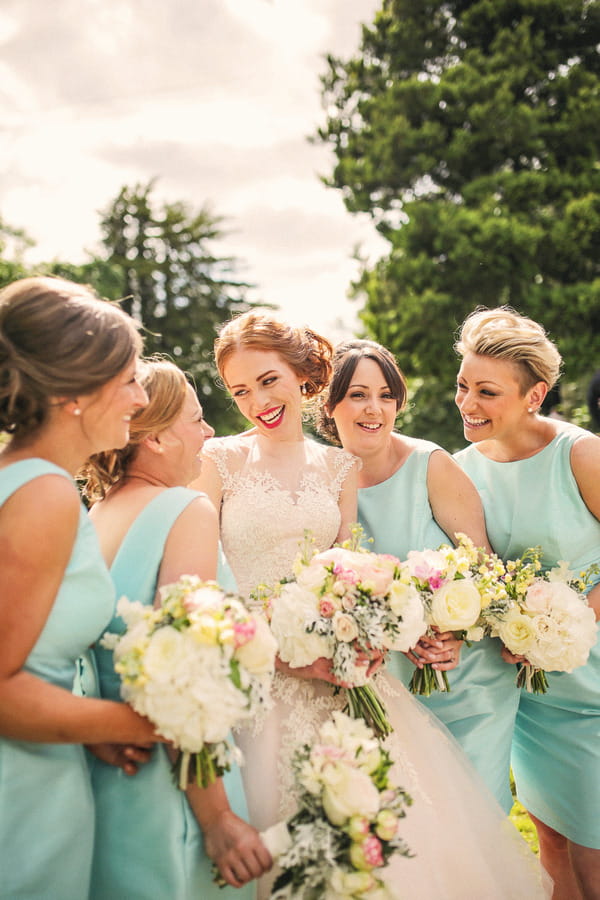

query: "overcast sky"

left=0, top=0, right=387, bottom=339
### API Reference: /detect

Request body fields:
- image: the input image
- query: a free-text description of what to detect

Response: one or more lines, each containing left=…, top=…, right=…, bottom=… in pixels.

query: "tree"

left=318, top=0, right=600, bottom=447
left=0, top=218, right=33, bottom=286
left=95, top=181, right=251, bottom=433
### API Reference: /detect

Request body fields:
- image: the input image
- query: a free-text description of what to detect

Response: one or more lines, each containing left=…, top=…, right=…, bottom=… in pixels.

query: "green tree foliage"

left=0, top=218, right=33, bottom=286
left=96, top=181, right=250, bottom=433
left=318, top=0, right=600, bottom=447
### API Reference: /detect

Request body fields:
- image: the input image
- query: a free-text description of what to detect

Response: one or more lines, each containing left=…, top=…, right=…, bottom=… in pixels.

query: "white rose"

left=430, top=579, right=481, bottom=631
left=333, top=611, right=359, bottom=643
left=321, top=762, right=380, bottom=826
left=235, top=616, right=277, bottom=675
left=497, top=610, right=537, bottom=656
left=260, top=822, right=292, bottom=859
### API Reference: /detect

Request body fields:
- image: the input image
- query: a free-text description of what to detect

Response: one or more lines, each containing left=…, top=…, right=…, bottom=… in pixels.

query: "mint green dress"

left=90, top=488, right=255, bottom=899
left=0, top=459, right=115, bottom=900
left=456, top=425, right=600, bottom=848
left=359, top=441, right=519, bottom=813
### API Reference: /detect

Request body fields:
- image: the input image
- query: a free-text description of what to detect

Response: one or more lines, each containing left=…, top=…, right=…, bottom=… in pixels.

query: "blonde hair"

left=0, top=276, right=142, bottom=441
left=455, top=306, right=562, bottom=391
left=215, top=309, right=333, bottom=397
left=81, top=358, right=188, bottom=501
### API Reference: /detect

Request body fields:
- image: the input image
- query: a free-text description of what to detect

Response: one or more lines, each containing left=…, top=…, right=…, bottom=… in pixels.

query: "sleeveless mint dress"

left=359, top=441, right=520, bottom=813
left=456, top=425, right=600, bottom=848
left=0, top=459, right=115, bottom=900
left=90, top=488, right=255, bottom=899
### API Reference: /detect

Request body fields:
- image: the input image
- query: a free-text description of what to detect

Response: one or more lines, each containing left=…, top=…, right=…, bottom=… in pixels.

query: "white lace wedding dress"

left=204, top=434, right=550, bottom=900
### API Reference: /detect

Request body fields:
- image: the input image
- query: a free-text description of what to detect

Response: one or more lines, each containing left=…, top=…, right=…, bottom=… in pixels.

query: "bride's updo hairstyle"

left=455, top=306, right=562, bottom=392
left=215, top=309, right=333, bottom=397
left=0, top=276, right=142, bottom=443
left=317, top=339, right=408, bottom=446
left=81, top=358, right=188, bottom=501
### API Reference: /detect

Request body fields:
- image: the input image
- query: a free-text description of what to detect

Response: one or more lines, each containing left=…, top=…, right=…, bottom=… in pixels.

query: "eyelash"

left=456, top=383, right=497, bottom=397
left=349, top=392, right=394, bottom=400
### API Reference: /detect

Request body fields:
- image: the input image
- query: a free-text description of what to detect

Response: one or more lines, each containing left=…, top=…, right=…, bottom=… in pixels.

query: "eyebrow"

left=349, top=382, right=390, bottom=390
left=458, top=376, right=503, bottom=388
left=229, top=369, right=277, bottom=390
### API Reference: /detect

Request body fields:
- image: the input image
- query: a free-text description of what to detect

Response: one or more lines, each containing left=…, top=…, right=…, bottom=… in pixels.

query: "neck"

left=477, top=417, right=559, bottom=462
left=121, top=470, right=173, bottom=488
left=355, top=435, right=403, bottom=488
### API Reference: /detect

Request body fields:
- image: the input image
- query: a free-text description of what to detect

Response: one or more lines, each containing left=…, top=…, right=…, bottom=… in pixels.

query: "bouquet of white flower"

left=102, top=576, right=277, bottom=787
left=265, top=531, right=426, bottom=737
left=402, top=534, right=505, bottom=695
left=483, top=551, right=598, bottom=693
left=261, top=711, right=412, bottom=900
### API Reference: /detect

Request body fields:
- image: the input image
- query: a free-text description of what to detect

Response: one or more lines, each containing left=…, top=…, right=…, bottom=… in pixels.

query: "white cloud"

left=0, top=0, right=386, bottom=336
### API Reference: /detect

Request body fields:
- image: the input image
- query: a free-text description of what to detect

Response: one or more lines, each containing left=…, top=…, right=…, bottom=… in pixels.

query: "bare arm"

left=427, top=450, right=492, bottom=552
left=0, top=476, right=158, bottom=745
left=571, top=434, right=600, bottom=620
left=184, top=777, right=272, bottom=887
left=158, top=489, right=271, bottom=884
left=189, top=454, right=223, bottom=516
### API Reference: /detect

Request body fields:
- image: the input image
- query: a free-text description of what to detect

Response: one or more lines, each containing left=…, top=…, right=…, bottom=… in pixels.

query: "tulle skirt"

left=235, top=671, right=550, bottom=900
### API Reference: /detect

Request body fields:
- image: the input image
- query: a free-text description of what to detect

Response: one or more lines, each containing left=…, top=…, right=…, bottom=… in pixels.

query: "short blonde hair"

left=215, top=309, right=333, bottom=397
left=81, top=358, right=188, bottom=500
left=455, top=306, right=562, bottom=391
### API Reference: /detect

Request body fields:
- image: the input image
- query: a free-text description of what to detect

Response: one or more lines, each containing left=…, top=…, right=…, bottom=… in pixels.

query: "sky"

left=0, top=0, right=387, bottom=341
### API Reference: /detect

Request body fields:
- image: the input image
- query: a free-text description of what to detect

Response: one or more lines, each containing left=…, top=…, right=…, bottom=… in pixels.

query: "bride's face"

left=223, top=347, right=305, bottom=440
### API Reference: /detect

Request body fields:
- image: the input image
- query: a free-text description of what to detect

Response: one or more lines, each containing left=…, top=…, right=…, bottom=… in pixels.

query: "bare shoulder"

left=570, top=428, right=600, bottom=472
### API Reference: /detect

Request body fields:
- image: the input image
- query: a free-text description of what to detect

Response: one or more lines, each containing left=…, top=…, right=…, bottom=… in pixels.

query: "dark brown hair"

left=317, top=340, right=408, bottom=445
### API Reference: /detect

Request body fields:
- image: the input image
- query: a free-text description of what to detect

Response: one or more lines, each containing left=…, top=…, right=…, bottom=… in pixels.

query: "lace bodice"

left=203, top=434, right=358, bottom=597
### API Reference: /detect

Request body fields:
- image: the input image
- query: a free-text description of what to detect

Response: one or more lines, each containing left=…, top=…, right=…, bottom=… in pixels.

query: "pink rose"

left=233, top=619, right=257, bottom=647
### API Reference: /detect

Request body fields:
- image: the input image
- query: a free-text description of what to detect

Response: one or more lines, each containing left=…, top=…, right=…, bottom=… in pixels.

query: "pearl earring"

left=528, top=407, right=534, bottom=413
left=73, top=408, right=81, bottom=417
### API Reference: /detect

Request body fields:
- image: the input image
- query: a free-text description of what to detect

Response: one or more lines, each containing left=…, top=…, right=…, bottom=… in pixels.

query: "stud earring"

left=528, top=407, right=534, bottom=413
left=73, top=408, right=81, bottom=417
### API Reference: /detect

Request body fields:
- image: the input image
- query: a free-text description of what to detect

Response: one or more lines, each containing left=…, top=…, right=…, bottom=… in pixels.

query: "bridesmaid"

left=0, top=276, right=161, bottom=900
left=317, top=338, right=520, bottom=813
left=81, top=358, right=272, bottom=899
left=453, top=306, right=600, bottom=899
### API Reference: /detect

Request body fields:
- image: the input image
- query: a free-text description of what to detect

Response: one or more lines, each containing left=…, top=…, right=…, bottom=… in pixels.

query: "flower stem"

left=344, top=685, right=393, bottom=738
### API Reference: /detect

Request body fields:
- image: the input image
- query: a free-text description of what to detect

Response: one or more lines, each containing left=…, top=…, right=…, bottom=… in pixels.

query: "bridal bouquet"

left=483, top=551, right=598, bottom=693
left=263, top=711, right=412, bottom=900
left=402, top=534, right=505, bottom=695
left=102, top=576, right=277, bottom=787
left=266, top=530, right=426, bottom=737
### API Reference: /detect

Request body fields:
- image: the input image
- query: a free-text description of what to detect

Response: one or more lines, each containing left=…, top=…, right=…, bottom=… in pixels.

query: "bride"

left=194, top=310, right=550, bottom=899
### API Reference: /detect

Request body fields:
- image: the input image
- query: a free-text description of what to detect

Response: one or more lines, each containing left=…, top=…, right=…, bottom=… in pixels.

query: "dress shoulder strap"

left=110, top=487, right=201, bottom=604
left=0, top=458, right=72, bottom=506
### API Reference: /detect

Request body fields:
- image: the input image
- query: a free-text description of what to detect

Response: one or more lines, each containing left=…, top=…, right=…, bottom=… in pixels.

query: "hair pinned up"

left=215, top=309, right=333, bottom=397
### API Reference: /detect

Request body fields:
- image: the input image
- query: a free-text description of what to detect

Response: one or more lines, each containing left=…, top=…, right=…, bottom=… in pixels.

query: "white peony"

left=143, top=627, right=185, bottom=683
left=271, top=583, right=332, bottom=666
